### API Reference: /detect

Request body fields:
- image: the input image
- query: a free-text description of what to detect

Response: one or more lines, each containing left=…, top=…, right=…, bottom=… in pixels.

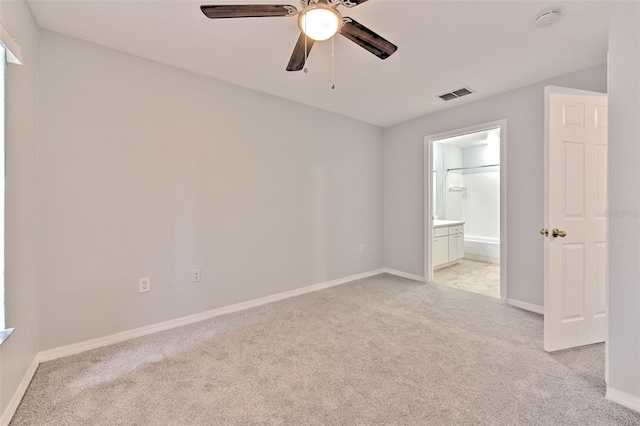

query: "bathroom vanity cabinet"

left=433, top=220, right=465, bottom=269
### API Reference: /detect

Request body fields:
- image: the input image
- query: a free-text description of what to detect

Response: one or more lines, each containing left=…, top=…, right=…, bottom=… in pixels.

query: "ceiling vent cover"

left=438, top=86, right=475, bottom=101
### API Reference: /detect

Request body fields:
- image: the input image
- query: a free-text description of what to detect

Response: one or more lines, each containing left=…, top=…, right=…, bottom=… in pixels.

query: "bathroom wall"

left=461, top=171, right=500, bottom=239
left=463, top=141, right=500, bottom=168
left=433, top=143, right=462, bottom=220
left=437, top=140, right=500, bottom=240
left=461, top=143, right=500, bottom=239
left=445, top=171, right=464, bottom=221
left=432, top=143, right=442, bottom=219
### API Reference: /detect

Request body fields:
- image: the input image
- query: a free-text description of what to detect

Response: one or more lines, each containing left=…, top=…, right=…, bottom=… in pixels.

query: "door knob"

left=552, top=228, right=566, bottom=238
left=539, top=228, right=548, bottom=237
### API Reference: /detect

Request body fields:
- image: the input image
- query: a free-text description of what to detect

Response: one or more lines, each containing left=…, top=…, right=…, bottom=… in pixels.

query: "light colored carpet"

left=11, top=274, right=640, bottom=425
left=434, top=259, right=500, bottom=298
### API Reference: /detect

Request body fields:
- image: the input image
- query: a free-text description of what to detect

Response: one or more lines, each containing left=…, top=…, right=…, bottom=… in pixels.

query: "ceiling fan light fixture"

left=298, top=4, right=342, bottom=41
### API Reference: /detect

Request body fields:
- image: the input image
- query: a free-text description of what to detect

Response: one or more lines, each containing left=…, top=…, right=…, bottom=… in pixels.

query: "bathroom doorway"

left=424, top=120, right=507, bottom=299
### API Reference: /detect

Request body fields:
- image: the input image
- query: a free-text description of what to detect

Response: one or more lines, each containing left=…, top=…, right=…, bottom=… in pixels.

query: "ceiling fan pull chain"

left=303, top=18, right=309, bottom=73
left=331, top=36, right=335, bottom=89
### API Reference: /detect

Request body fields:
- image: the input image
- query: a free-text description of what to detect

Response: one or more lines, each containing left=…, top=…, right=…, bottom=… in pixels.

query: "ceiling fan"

left=200, top=0, right=398, bottom=72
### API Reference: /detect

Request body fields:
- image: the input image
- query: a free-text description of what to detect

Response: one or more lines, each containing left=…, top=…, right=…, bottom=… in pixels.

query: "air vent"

left=439, top=92, right=458, bottom=101
left=438, top=86, right=475, bottom=101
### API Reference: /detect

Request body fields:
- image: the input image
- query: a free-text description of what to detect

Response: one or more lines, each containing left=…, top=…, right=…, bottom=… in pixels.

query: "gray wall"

left=38, top=31, right=384, bottom=350
left=608, top=1, right=640, bottom=400
left=0, top=0, right=40, bottom=415
left=383, top=64, right=607, bottom=306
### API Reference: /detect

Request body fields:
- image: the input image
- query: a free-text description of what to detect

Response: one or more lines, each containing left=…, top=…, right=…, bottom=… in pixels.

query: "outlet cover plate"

left=139, top=277, right=151, bottom=293
left=192, top=269, right=201, bottom=283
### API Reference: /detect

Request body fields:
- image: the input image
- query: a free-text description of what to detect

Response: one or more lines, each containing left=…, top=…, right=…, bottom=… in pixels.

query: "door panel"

left=561, top=243, right=585, bottom=322
left=596, top=145, right=607, bottom=216
left=563, top=102, right=585, bottom=128
left=563, top=141, right=586, bottom=218
left=544, top=86, right=608, bottom=352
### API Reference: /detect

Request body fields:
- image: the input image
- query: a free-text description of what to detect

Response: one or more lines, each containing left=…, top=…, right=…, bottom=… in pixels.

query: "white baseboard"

left=383, top=268, right=425, bottom=282
left=38, top=268, right=385, bottom=363
left=506, top=298, right=544, bottom=315
left=606, top=386, right=640, bottom=413
left=0, top=356, right=39, bottom=426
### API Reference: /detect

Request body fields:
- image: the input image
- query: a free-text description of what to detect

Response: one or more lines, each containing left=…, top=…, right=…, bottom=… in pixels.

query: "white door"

left=543, top=86, right=608, bottom=352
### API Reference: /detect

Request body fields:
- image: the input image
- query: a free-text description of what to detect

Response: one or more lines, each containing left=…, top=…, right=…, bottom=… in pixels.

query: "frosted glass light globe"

left=299, top=5, right=341, bottom=41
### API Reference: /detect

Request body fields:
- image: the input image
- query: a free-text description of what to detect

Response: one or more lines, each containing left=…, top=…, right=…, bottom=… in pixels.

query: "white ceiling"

left=26, top=0, right=608, bottom=128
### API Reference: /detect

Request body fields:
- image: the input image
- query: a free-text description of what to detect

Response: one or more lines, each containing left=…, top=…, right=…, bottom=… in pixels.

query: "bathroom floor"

left=433, top=259, right=500, bottom=298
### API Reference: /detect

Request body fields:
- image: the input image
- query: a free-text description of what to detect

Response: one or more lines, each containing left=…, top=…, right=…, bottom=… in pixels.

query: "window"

left=0, top=25, right=22, bottom=341
left=0, top=43, right=5, bottom=330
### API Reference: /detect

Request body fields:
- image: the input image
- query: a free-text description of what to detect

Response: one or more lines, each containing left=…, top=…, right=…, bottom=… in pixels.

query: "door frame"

left=424, top=119, right=508, bottom=300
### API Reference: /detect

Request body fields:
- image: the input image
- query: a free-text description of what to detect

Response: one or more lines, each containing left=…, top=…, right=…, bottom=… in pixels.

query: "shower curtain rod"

left=447, top=164, right=500, bottom=172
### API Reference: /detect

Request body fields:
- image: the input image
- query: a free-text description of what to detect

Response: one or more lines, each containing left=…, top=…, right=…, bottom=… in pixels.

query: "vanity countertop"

left=433, top=220, right=465, bottom=228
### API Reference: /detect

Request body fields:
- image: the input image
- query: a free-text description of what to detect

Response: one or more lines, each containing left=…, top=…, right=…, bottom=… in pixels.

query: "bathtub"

left=464, top=235, right=500, bottom=264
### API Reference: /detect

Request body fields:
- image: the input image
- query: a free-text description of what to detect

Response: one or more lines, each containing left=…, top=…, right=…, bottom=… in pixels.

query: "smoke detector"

left=534, top=8, right=561, bottom=28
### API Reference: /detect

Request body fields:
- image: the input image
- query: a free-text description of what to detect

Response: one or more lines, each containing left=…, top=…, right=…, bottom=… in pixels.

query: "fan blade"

left=200, top=5, right=297, bottom=19
left=286, top=32, right=315, bottom=71
left=341, top=0, right=370, bottom=6
left=340, top=18, right=397, bottom=60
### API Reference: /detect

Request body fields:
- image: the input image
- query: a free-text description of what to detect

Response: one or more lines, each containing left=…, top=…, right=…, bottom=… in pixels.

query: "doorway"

left=424, top=120, right=507, bottom=299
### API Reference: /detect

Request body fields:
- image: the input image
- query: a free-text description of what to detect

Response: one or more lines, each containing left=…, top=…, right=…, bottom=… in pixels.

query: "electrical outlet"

left=359, top=244, right=364, bottom=254
left=192, top=269, right=201, bottom=283
left=139, top=277, right=151, bottom=293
